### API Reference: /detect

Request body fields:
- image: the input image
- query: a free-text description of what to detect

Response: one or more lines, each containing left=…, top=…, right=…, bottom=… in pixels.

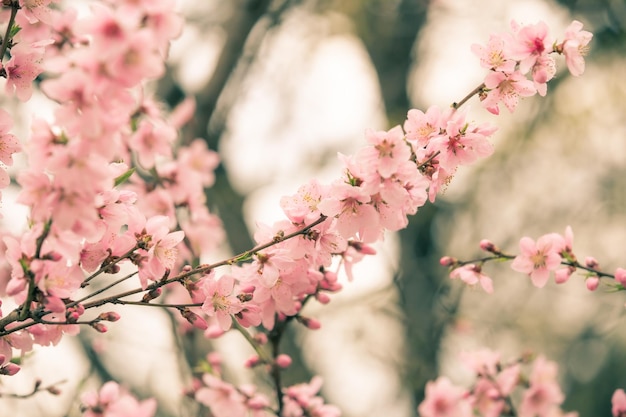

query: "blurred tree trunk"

left=340, top=0, right=456, bottom=406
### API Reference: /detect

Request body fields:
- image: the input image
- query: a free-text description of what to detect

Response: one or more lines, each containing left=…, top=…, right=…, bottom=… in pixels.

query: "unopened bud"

left=439, top=256, right=457, bottom=267
left=615, top=268, right=626, bottom=287
left=315, top=292, right=331, bottom=304
left=181, top=309, right=208, bottom=330
left=98, top=311, right=121, bottom=322
left=244, top=355, right=261, bottom=368
left=0, top=363, right=20, bottom=376
left=479, top=239, right=497, bottom=253
left=42, top=251, right=63, bottom=261
left=253, top=333, right=268, bottom=345
left=182, top=265, right=193, bottom=273
left=142, top=287, right=162, bottom=303
left=237, top=292, right=253, bottom=302
left=297, top=316, right=321, bottom=330
left=353, top=243, right=376, bottom=255
left=586, top=276, right=599, bottom=292
left=585, top=257, right=599, bottom=269
left=275, top=354, right=292, bottom=368
left=554, top=266, right=576, bottom=284
left=92, top=322, right=108, bottom=333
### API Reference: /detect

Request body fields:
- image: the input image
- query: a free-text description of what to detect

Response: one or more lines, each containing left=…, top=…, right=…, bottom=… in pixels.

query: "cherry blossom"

left=560, top=20, right=593, bottom=77
left=81, top=381, right=157, bottom=417
left=418, top=377, right=472, bottom=417
left=511, top=234, right=564, bottom=288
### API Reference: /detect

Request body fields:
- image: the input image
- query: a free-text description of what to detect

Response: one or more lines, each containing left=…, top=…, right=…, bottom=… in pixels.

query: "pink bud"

left=586, top=276, right=599, bottom=291
left=182, top=265, right=193, bottom=272
left=253, top=333, right=268, bottom=345
left=98, top=311, right=121, bottom=322
left=92, top=322, right=108, bottom=333
left=358, top=244, right=377, bottom=255
left=47, top=386, right=62, bottom=395
left=181, top=309, right=208, bottom=330
left=479, top=239, right=495, bottom=252
left=240, top=285, right=256, bottom=293
left=315, top=292, right=331, bottom=304
left=275, top=354, right=292, bottom=368
left=0, top=363, right=20, bottom=376
left=615, top=268, right=626, bottom=287
left=245, top=355, right=261, bottom=368
left=554, top=267, right=575, bottom=284
left=298, top=316, right=321, bottom=330
left=585, top=256, right=599, bottom=269
left=142, top=287, right=162, bottom=302
left=439, top=256, right=456, bottom=267
left=43, top=251, right=63, bottom=261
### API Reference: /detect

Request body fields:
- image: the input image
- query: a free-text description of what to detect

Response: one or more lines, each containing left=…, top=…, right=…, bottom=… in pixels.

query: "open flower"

left=511, top=234, right=563, bottom=288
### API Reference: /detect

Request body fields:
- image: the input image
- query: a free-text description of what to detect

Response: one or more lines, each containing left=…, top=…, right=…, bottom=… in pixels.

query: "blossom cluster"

left=472, top=19, right=592, bottom=114
left=418, top=350, right=572, bottom=417
left=0, top=0, right=611, bottom=415
left=444, top=225, right=626, bottom=296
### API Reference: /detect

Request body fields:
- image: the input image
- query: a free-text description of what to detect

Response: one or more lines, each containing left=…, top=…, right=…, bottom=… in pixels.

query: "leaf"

left=113, top=168, right=136, bottom=187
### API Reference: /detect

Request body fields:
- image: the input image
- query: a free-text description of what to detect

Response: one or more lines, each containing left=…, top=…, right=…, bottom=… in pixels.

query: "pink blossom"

left=129, top=118, right=176, bottom=169
left=318, top=182, right=381, bottom=243
left=532, top=55, right=556, bottom=96
left=561, top=20, right=593, bottom=77
left=418, top=377, right=472, bottom=417
left=81, top=381, right=157, bottom=417
left=612, top=389, right=626, bottom=417
left=195, top=374, right=248, bottom=417
left=134, top=215, right=184, bottom=287
left=506, top=20, right=553, bottom=74
left=283, top=377, right=340, bottom=417
left=201, top=274, right=243, bottom=331
left=0, top=110, right=21, bottom=168
left=280, top=179, right=329, bottom=224
left=482, top=70, right=537, bottom=114
left=511, top=234, right=563, bottom=288
left=4, top=41, right=46, bottom=101
left=519, top=356, right=565, bottom=417
left=404, top=105, right=443, bottom=148
left=450, top=264, right=494, bottom=294
left=427, top=110, right=495, bottom=171
left=19, top=0, right=55, bottom=24
left=471, top=34, right=517, bottom=73
left=359, top=125, right=411, bottom=178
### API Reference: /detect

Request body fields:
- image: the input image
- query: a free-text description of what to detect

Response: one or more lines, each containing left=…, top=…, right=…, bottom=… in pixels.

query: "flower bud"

left=181, top=309, right=208, bottom=330
left=92, top=322, right=108, bottom=333
left=245, top=355, right=261, bottom=368
left=142, top=287, right=162, bottom=303
left=585, top=257, right=599, bottom=269
left=298, top=316, right=321, bottom=330
left=253, top=333, right=268, bottom=345
left=0, top=363, right=20, bottom=376
left=275, top=354, right=292, bottom=368
left=554, top=266, right=575, bottom=284
left=439, top=256, right=456, bottom=267
left=479, top=239, right=496, bottom=252
left=315, top=292, right=331, bottom=304
left=586, top=276, right=599, bottom=291
left=98, top=311, right=121, bottom=322
left=615, top=268, right=626, bottom=287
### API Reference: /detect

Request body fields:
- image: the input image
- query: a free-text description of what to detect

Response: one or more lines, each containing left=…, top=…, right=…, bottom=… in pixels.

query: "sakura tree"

left=0, top=0, right=623, bottom=416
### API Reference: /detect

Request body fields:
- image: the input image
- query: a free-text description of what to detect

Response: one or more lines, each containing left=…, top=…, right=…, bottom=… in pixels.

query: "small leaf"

left=9, top=24, right=21, bottom=39
left=114, top=168, right=135, bottom=187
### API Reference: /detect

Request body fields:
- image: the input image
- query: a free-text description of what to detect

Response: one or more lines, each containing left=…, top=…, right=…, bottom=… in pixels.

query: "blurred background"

left=2, top=0, right=626, bottom=416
